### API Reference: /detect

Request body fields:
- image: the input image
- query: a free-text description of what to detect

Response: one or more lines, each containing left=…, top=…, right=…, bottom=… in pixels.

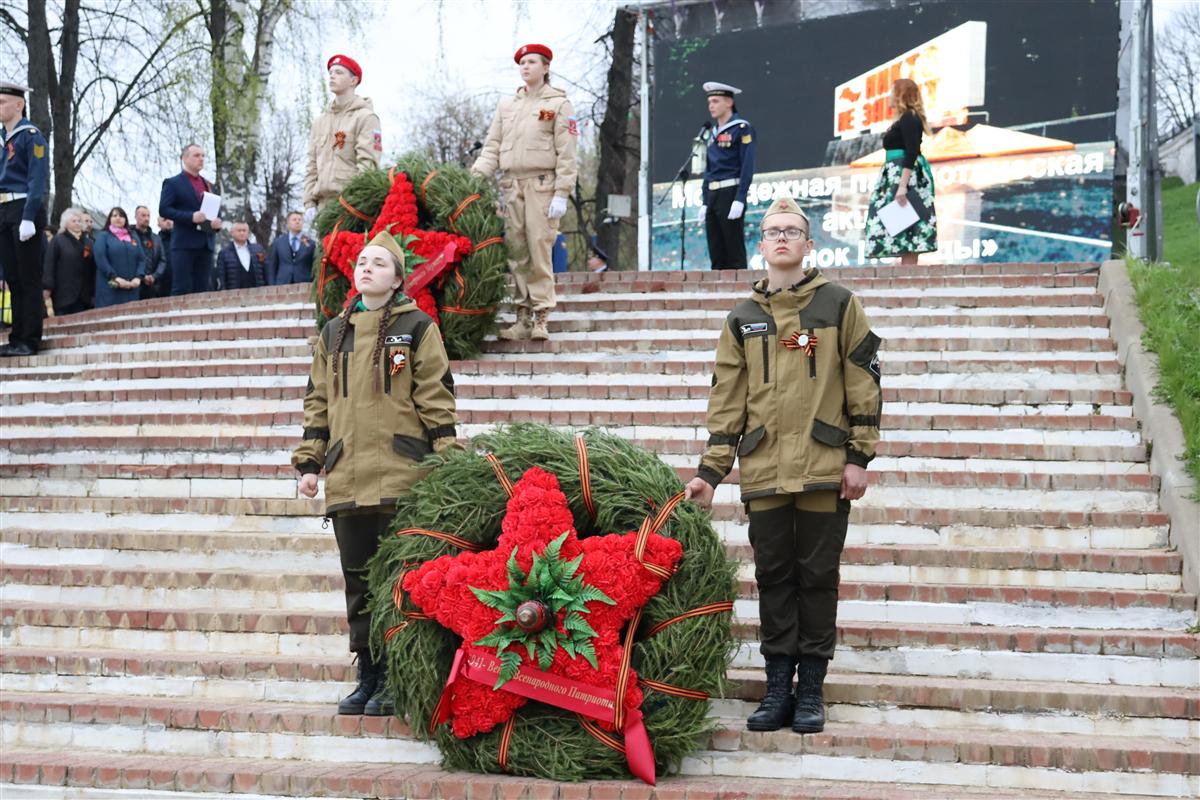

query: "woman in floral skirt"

left=863, top=78, right=937, bottom=265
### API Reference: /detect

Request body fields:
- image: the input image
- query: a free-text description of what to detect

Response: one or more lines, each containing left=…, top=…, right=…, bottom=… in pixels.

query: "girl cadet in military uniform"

left=293, top=231, right=458, bottom=718
left=471, top=43, right=578, bottom=342
left=685, top=197, right=882, bottom=736
left=863, top=78, right=938, bottom=265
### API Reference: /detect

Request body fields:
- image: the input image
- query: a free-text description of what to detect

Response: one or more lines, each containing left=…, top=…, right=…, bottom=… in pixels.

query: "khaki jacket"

left=471, top=83, right=579, bottom=196
left=292, top=297, right=458, bottom=513
left=304, top=94, right=382, bottom=209
left=697, top=272, right=882, bottom=501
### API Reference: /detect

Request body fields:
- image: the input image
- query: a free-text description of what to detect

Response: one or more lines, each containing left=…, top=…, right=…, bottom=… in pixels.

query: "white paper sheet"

left=199, top=191, right=221, bottom=221
left=877, top=199, right=920, bottom=237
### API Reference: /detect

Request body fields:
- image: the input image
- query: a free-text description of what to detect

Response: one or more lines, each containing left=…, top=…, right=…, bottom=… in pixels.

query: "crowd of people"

left=31, top=200, right=315, bottom=319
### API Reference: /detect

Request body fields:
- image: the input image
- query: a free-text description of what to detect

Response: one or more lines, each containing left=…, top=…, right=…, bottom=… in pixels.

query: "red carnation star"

left=401, top=466, right=683, bottom=740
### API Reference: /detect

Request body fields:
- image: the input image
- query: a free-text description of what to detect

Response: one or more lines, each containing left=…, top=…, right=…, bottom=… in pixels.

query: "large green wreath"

left=367, top=423, right=737, bottom=782
left=310, top=153, right=508, bottom=360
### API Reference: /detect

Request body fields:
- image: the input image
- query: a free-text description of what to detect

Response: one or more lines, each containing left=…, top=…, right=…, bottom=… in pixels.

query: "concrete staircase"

left=1, top=264, right=1196, bottom=800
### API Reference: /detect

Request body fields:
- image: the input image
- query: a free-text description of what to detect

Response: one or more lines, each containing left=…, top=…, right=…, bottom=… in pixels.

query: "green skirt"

left=864, top=155, right=938, bottom=258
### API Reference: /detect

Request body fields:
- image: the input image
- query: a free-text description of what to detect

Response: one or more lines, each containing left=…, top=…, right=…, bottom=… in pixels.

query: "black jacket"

left=217, top=241, right=267, bottom=290
left=42, top=232, right=95, bottom=311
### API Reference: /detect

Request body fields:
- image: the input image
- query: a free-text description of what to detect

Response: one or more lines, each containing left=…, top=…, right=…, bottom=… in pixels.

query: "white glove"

left=303, top=207, right=316, bottom=226
left=727, top=200, right=745, bottom=220
left=547, top=196, right=568, bottom=220
left=18, top=220, right=36, bottom=242
left=699, top=205, right=707, bottom=220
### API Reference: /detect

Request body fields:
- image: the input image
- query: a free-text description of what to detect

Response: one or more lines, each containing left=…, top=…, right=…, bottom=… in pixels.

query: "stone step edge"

left=2, top=746, right=1169, bottom=800
left=2, top=647, right=1194, bottom=719
left=3, top=601, right=1196, bottom=657
left=2, top=691, right=1195, bottom=776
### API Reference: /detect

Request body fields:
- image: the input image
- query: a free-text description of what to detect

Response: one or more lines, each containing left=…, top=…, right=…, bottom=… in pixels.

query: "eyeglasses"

left=762, top=227, right=809, bottom=241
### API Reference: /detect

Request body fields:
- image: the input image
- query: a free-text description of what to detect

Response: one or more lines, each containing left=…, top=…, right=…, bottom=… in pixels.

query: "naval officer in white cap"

left=700, top=81, right=756, bottom=270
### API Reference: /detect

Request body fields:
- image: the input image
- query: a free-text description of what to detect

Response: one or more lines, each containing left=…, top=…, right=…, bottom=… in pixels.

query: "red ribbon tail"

left=622, top=709, right=656, bottom=786
left=431, top=646, right=465, bottom=732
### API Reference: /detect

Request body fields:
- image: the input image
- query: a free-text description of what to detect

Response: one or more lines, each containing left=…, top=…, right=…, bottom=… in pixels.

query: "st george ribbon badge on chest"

left=781, top=330, right=818, bottom=357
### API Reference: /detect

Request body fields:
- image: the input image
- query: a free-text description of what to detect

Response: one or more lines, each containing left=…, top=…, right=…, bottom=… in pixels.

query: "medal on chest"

left=389, top=350, right=407, bottom=376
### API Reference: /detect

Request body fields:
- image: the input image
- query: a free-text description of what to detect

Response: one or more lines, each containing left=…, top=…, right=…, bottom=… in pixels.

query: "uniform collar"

left=714, top=114, right=745, bottom=136
left=751, top=269, right=827, bottom=309
left=3, top=118, right=34, bottom=141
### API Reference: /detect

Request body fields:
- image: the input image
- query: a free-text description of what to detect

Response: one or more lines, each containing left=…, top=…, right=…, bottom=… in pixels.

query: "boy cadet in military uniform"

left=685, top=197, right=882, bottom=734
left=700, top=81, right=756, bottom=271
left=293, top=231, right=458, bottom=717
left=0, top=81, right=50, bottom=357
left=303, top=55, right=382, bottom=226
left=471, top=43, right=578, bottom=342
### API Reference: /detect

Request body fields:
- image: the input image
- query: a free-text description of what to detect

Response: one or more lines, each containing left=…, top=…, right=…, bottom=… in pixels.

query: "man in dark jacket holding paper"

left=158, top=143, right=222, bottom=296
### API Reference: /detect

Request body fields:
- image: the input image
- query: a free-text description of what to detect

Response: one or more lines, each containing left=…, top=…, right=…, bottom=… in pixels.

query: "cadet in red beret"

left=472, top=43, right=578, bottom=341
left=303, top=55, right=382, bottom=224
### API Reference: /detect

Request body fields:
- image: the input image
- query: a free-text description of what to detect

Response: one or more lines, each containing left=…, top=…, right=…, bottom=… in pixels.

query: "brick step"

left=5, top=747, right=1181, bottom=800
left=0, top=352, right=1130, bottom=383
left=0, top=459, right=1159, bottom=494
left=32, top=322, right=1113, bottom=354
left=1, top=691, right=1195, bottom=780
left=45, top=304, right=1112, bottom=337
left=0, top=479, right=1164, bottom=520
left=6, top=609, right=1193, bottom=687
left=1, top=575, right=1187, bottom=622
left=494, top=308, right=1116, bottom=330
left=4, top=599, right=1195, bottom=663
left=0, top=427, right=1150, bottom=464
left=551, top=282, right=1104, bottom=303
left=484, top=330, right=1117, bottom=355
left=0, top=371, right=1132, bottom=407
left=0, top=540, right=1181, bottom=581
left=1, top=515, right=1170, bottom=553
left=2, top=381, right=1142, bottom=412
left=4, top=558, right=1187, bottom=612
left=0, top=493, right=1167, bottom=530
left=4, top=646, right=1194, bottom=731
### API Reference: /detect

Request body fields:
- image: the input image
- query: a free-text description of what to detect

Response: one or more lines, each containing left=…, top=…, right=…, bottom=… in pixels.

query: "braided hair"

left=330, top=250, right=405, bottom=395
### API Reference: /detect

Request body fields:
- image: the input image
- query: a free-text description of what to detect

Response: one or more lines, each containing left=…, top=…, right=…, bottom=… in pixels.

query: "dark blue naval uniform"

left=702, top=114, right=756, bottom=270
left=0, top=117, right=51, bottom=352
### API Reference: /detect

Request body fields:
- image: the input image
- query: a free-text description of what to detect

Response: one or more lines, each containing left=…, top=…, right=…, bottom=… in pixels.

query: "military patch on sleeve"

left=740, top=134, right=752, bottom=144
left=567, top=116, right=579, bottom=136
left=868, top=353, right=881, bottom=378
left=372, top=130, right=382, bottom=152
left=739, top=322, right=769, bottom=336
left=33, top=144, right=45, bottom=159
left=384, top=334, right=412, bottom=346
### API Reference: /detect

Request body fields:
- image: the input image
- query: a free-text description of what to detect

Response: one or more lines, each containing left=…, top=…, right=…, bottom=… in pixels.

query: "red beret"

left=514, top=43, right=553, bottom=64
left=327, top=54, right=362, bottom=82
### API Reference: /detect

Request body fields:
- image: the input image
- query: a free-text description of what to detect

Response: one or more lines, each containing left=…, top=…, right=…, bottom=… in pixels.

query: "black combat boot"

left=364, top=672, right=395, bottom=717
left=792, top=655, right=829, bottom=733
left=746, top=656, right=796, bottom=731
left=337, top=651, right=379, bottom=715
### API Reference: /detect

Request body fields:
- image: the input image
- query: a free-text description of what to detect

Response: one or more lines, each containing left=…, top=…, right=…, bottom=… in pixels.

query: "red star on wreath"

left=321, top=171, right=474, bottom=324
left=399, top=466, right=683, bottom=778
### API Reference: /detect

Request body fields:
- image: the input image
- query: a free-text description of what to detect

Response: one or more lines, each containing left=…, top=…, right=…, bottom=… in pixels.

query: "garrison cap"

left=365, top=230, right=407, bottom=272
left=0, top=81, right=31, bottom=98
left=760, top=197, right=810, bottom=226
left=703, top=81, right=741, bottom=98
